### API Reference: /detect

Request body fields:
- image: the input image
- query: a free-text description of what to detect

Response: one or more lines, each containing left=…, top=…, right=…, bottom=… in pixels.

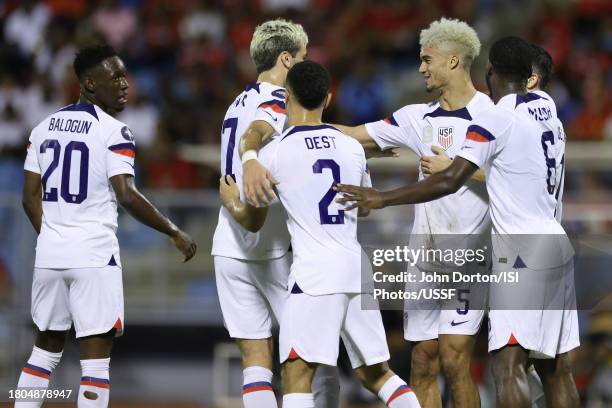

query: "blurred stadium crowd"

left=0, top=0, right=611, bottom=406
left=0, top=0, right=610, bottom=190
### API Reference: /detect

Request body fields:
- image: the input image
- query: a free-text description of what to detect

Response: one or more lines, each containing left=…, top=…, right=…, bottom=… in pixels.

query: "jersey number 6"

left=40, top=139, right=89, bottom=204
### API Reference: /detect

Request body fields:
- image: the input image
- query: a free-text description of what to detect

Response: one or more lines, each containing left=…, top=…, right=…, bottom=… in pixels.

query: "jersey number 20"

left=312, top=159, right=344, bottom=225
left=40, top=139, right=89, bottom=204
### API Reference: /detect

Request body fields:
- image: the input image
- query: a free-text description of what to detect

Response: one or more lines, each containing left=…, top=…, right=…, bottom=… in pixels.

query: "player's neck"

left=78, top=93, right=117, bottom=116
left=493, top=83, right=526, bottom=103
left=438, top=77, right=477, bottom=111
left=287, top=108, right=323, bottom=127
left=257, top=67, right=286, bottom=88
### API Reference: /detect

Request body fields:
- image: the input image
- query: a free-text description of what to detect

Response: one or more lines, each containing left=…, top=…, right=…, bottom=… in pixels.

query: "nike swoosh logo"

left=461, top=146, right=473, bottom=150
left=122, top=161, right=135, bottom=170
left=263, top=110, right=278, bottom=122
left=451, top=320, right=469, bottom=326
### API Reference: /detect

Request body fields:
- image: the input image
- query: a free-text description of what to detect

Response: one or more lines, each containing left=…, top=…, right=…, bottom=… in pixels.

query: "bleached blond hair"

left=419, top=18, right=481, bottom=67
left=250, top=19, right=308, bottom=74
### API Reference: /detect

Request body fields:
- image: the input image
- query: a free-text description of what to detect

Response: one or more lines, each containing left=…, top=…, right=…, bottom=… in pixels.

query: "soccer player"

left=17, top=45, right=196, bottom=408
left=329, top=18, right=493, bottom=408
left=221, top=60, right=420, bottom=408
left=334, top=36, right=580, bottom=408
left=211, top=19, right=339, bottom=408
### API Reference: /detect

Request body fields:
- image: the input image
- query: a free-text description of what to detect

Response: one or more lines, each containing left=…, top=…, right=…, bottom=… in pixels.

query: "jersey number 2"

left=312, top=159, right=344, bottom=225
left=40, top=139, right=89, bottom=204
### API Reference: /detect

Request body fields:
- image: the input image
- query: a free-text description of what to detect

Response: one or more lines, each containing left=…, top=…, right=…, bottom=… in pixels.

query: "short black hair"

left=530, top=44, right=553, bottom=89
left=489, top=36, right=533, bottom=82
left=286, top=61, right=330, bottom=110
left=73, top=45, right=118, bottom=81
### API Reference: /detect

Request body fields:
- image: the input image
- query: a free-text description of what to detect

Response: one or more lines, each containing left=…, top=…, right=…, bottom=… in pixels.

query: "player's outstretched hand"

left=243, top=159, right=278, bottom=207
left=334, top=184, right=385, bottom=212
left=421, top=146, right=451, bottom=176
left=219, top=175, right=240, bottom=208
left=171, top=230, right=197, bottom=262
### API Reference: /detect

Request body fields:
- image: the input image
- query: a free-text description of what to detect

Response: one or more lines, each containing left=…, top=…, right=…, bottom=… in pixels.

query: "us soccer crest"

left=437, top=126, right=454, bottom=150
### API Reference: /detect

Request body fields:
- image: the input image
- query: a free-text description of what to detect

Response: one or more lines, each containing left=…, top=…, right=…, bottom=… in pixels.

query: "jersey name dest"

left=48, top=117, right=92, bottom=135
left=304, top=135, right=337, bottom=150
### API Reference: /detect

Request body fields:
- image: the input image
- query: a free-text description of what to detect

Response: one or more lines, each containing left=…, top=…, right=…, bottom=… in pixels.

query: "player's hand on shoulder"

left=170, top=229, right=197, bottom=262
left=219, top=175, right=240, bottom=208
left=242, top=159, right=278, bottom=207
left=421, top=145, right=451, bottom=176
left=334, top=184, right=385, bottom=212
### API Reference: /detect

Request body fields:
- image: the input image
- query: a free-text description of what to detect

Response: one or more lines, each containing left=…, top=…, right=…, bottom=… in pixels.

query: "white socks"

left=283, top=393, right=315, bottom=408
left=78, top=358, right=110, bottom=407
left=15, top=346, right=62, bottom=407
left=377, top=375, right=421, bottom=407
left=242, top=366, right=277, bottom=408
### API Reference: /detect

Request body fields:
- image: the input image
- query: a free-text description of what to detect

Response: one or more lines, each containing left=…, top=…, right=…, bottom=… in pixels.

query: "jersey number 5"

left=312, top=159, right=344, bottom=225
left=40, top=139, right=89, bottom=204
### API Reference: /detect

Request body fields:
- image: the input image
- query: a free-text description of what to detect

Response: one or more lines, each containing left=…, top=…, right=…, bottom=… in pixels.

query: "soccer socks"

left=242, top=366, right=277, bottom=408
left=378, top=375, right=421, bottom=407
left=78, top=358, right=110, bottom=408
left=282, top=393, right=315, bottom=408
left=312, top=365, right=340, bottom=408
left=15, top=346, right=62, bottom=407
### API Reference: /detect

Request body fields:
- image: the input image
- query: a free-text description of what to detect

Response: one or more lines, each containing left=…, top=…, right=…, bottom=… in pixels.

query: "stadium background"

left=0, top=0, right=610, bottom=406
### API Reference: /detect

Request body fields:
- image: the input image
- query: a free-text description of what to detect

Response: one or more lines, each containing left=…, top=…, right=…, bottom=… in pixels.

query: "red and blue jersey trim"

left=466, top=125, right=495, bottom=142
left=80, top=376, right=110, bottom=389
left=108, top=143, right=136, bottom=158
left=387, top=384, right=414, bottom=405
left=242, top=381, right=273, bottom=394
left=23, top=363, right=51, bottom=379
left=258, top=99, right=286, bottom=114
left=383, top=114, right=399, bottom=126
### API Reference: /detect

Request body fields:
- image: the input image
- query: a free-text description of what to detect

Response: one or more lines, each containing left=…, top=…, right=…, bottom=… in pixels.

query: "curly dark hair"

left=489, top=36, right=533, bottom=82
left=73, top=45, right=118, bottom=81
left=286, top=61, right=330, bottom=110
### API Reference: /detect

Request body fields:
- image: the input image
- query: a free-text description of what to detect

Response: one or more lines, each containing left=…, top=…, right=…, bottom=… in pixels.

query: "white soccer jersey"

left=521, top=90, right=566, bottom=222
left=24, top=103, right=136, bottom=268
left=211, top=82, right=291, bottom=260
left=365, top=91, right=493, bottom=236
left=456, top=93, right=573, bottom=269
left=259, top=125, right=371, bottom=296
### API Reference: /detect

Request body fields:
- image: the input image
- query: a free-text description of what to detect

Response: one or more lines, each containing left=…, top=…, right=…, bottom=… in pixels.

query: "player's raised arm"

left=240, top=120, right=280, bottom=207
left=421, top=146, right=486, bottom=182
left=110, top=174, right=197, bottom=261
left=335, top=157, right=478, bottom=211
left=22, top=170, right=43, bottom=234
left=219, top=175, right=268, bottom=232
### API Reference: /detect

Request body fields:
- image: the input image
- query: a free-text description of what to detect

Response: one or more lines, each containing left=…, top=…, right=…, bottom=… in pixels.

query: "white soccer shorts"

left=214, top=253, right=291, bottom=339
left=488, top=259, right=579, bottom=358
left=404, top=265, right=486, bottom=341
left=279, top=284, right=390, bottom=368
left=31, top=262, right=124, bottom=338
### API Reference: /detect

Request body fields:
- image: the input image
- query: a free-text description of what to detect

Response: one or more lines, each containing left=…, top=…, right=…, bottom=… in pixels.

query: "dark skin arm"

left=23, top=170, right=43, bottom=234
left=110, top=174, right=197, bottom=261
left=334, top=157, right=478, bottom=212
left=219, top=175, right=268, bottom=232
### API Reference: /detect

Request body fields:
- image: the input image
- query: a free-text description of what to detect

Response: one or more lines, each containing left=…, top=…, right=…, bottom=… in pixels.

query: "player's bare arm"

left=239, top=120, right=279, bottom=207
left=421, top=145, right=486, bottom=182
left=335, top=157, right=478, bottom=212
left=110, top=174, right=197, bottom=261
left=23, top=170, right=43, bottom=234
left=219, top=175, right=268, bottom=232
left=332, top=123, right=398, bottom=159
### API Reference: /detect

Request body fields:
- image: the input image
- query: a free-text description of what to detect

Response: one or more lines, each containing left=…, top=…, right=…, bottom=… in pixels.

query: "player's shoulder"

left=388, top=102, right=433, bottom=125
